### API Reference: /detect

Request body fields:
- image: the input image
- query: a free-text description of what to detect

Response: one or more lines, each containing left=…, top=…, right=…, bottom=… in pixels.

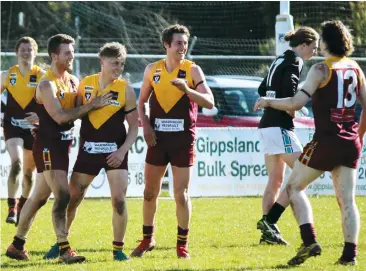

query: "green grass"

left=1, top=197, right=365, bottom=270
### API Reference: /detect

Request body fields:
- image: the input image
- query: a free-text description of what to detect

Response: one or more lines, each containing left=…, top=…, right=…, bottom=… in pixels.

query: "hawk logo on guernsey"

left=177, top=69, right=186, bottom=79
left=10, top=78, right=16, bottom=86
left=85, top=92, right=92, bottom=101
left=59, top=92, right=65, bottom=99
left=153, top=75, right=160, bottom=83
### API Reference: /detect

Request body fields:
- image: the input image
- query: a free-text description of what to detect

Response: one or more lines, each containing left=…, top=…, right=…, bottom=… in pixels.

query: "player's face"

left=166, top=33, right=188, bottom=60
left=16, top=43, right=36, bottom=63
left=301, top=40, right=318, bottom=60
left=101, top=56, right=125, bottom=80
left=54, top=43, right=74, bottom=72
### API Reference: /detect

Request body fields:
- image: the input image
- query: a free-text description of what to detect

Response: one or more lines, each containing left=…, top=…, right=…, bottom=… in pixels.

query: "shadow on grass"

left=1, top=257, right=109, bottom=269
left=145, top=265, right=294, bottom=271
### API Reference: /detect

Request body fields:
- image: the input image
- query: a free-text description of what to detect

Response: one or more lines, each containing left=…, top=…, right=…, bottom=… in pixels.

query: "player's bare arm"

left=171, top=64, right=214, bottom=109
left=1, top=71, right=8, bottom=92
left=38, top=79, right=112, bottom=125
left=254, top=62, right=328, bottom=112
left=107, top=86, right=139, bottom=168
left=138, top=63, right=157, bottom=146
left=71, top=75, right=84, bottom=107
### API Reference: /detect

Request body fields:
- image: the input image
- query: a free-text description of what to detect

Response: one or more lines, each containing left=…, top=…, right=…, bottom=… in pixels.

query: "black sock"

left=341, top=242, right=357, bottom=261
left=266, top=202, right=285, bottom=224
left=58, top=241, right=70, bottom=255
left=177, top=226, right=189, bottom=246
left=8, top=198, right=16, bottom=209
left=12, top=236, right=25, bottom=250
left=300, top=223, right=317, bottom=246
left=143, top=225, right=154, bottom=240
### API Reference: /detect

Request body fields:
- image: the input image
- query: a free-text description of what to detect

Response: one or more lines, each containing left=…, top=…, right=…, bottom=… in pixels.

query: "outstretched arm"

left=254, top=63, right=328, bottom=112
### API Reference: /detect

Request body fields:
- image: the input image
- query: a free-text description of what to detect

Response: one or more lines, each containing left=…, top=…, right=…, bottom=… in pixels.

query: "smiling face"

left=101, top=56, right=125, bottom=80
left=165, top=33, right=188, bottom=61
left=53, top=43, right=74, bottom=72
left=16, top=42, right=36, bottom=64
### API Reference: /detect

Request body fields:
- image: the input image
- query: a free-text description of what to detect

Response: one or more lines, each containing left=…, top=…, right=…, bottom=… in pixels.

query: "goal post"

left=275, top=1, right=294, bottom=56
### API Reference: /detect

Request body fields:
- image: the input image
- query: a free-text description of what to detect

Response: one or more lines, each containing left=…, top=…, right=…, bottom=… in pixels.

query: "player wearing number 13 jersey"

left=254, top=20, right=366, bottom=266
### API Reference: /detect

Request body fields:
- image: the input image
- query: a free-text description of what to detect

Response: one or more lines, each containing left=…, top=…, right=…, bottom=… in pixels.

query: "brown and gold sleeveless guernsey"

left=73, top=74, right=130, bottom=175
left=149, top=59, right=197, bottom=148
left=32, top=69, right=78, bottom=173
left=2, top=65, right=42, bottom=149
left=312, top=57, right=363, bottom=141
left=35, top=69, right=78, bottom=142
left=78, top=74, right=128, bottom=149
left=299, top=57, right=363, bottom=171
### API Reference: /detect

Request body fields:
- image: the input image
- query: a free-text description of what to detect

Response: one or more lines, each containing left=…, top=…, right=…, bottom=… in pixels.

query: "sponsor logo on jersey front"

left=10, top=117, right=35, bottom=129
left=28, top=75, right=38, bottom=87
left=154, top=118, right=184, bottom=132
left=83, top=141, right=118, bottom=154
left=177, top=69, right=186, bottom=79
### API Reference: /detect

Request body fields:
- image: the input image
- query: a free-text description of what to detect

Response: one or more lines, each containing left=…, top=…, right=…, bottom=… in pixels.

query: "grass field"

left=1, top=196, right=365, bottom=271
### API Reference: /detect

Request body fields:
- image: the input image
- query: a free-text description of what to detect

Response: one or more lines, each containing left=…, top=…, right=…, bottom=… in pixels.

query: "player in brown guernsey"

left=131, top=24, right=214, bottom=259
left=0, top=37, right=44, bottom=225
left=5, top=34, right=112, bottom=264
left=43, top=42, right=138, bottom=261
left=254, top=20, right=365, bottom=266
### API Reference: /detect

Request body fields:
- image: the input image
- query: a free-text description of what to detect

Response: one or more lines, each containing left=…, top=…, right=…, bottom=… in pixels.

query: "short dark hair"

left=99, top=42, right=127, bottom=59
left=15, top=37, right=38, bottom=54
left=284, top=27, right=319, bottom=47
left=161, top=24, right=190, bottom=48
left=320, top=20, right=354, bottom=57
left=47, top=34, right=75, bottom=57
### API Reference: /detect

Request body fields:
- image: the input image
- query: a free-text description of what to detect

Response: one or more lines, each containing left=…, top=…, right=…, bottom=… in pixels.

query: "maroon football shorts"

left=32, top=138, right=72, bottom=173
left=73, top=147, right=128, bottom=176
left=145, top=143, right=195, bottom=167
left=3, top=121, right=34, bottom=150
left=299, top=138, right=361, bottom=171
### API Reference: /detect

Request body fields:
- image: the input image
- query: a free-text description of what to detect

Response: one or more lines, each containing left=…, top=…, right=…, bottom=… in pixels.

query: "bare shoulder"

left=143, top=63, right=154, bottom=74
left=1, top=70, right=8, bottom=81
left=126, top=85, right=136, bottom=97
left=38, top=79, right=54, bottom=92
left=40, top=69, right=46, bottom=77
left=311, top=62, right=329, bottom=81
left=191, top=64, right=205, bottom=78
